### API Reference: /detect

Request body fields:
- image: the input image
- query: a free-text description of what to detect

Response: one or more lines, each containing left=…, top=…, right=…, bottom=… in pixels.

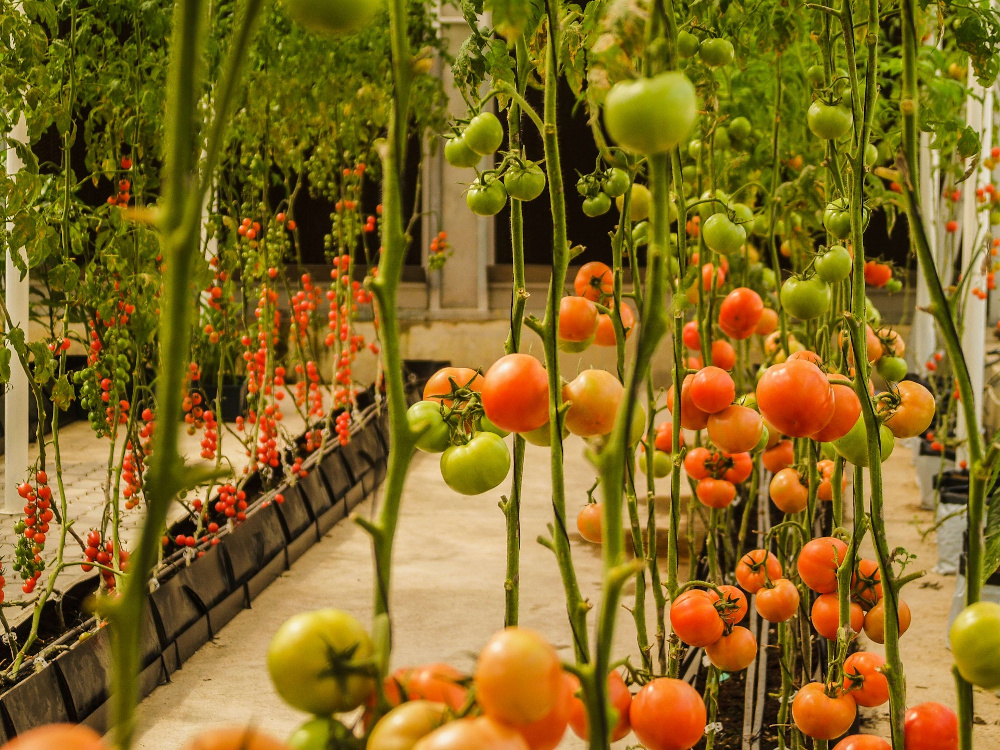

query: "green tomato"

left=616, top=183, right=652, bottom=222
left=604, top=72, right=698, bottom=155
left=688, top=139, right=703, bottom=160
left=823, top=200, right=853, bottom=240
left=807, top=101, right=853, bottom=140
left=832, top=417, right=894, bottom=466
left=406, top=400, right=451, bottom=453
left=731, top=202, right=754, bottom=227
left=864, top=142, right=879, bottom=168
left=699, top=37, right=735, bottom=68
left=522, top=422, right=569, bottom=447
left=805, top=64, right=826, bottom=87
left=632, top=221, right=649, bottom=247
left=583, top=192, right=612, bottom=217
left=820, top=441, right=838, bottom=462
left=702, top=213, right=746, bottom=255
left=752, top=213, right=770, bottom=236
left=466, top=175, right=508, bottom=216
left=268, top=609, right=375, bottom=715
left=444, top=135, right=479, bottom=168
left=677, top=30, right=700, bottom=58
left=464, top=112, right=504, bottom=155
left=283, top=0, right=381, bottom=35
left=629, top=405, right=647, bottom=446
left=577, top=174, right=600, bottom=197
left=440, top=432, right=511, bottom=495
left=640, top=449, right=671, bottom=478
left=885, top=277, right=903, bottom=293
left=504, top=162, right=546, bottom=201
left=478, top=414, right=511, bottom=438
left=753, top=425, right=770, bottom=453
left=815, top=245, right=853, bottom=283
left=288, top=718, right=347, bottom=750
left=759, top=266, right=777, bottom=290
left=714, top=126, right=731, bottom=151
left=729, top=116, right=752, bottom=141
left=865, top=295, right=882, bottom=326
left=682, top=164, right=698, bottom=184
left=876, top=356, right=908, bottom=383
left=950, top=601, right=1000, bottom=689
left=602, top=167, right=630, bottom=198
left=780, top=276, right=832, bottom=320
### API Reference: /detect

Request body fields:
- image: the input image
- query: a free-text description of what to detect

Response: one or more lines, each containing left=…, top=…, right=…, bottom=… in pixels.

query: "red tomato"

left=717, top=584, right=749, bottom=626
left=386, top=663, right=468, bottom=710
left=864, top=599, right=912, bottom=644
left=797, top=537, right=849, bottom=593
left=654, top=421, right=684, bottom=452
left=811, top=593, right=864, bottom=641
left=707, top=405, right=762, bottom=453
left=683, top=446, right=714, bottom=480
left=719, top=287, right=765, bottom=339
left=574, top=261, right=613, bottom=301
left=424, top=367, right=483, bottom=405
left=843, top=651, right=889, bottom=707
left=594, top=302, right=635, bottom=347
left=2, top=725, right=106, bottom=750
left=558, top=297, right=599, bottom=349
left=515, top=673, right=573, bottom=750
left=682, top=320, right=701, bottom=350
left=811, top=384, right=863, bottom=442
left=736, top=549, right=783, bottom=593
left=762, top=439, right=794, bottom=473
left=711, top=339, right=737, bottom=370
left=577, top=504, right=602, bottom=543
left=706, top=625, right=758, bottom=671
left=180, top=728, right=289, bottom=750
left=696, top=477, right=737, bottom=508
left=629, top=678, right=706, bottom=750
left=863, top=260, right=893, bottom=287
left=722, top=452, right=753, bottom=483
left=667, top=375, right=710, bottom=430
left=413, top=717, right=529, bottom=750
left=852, top=558, right=883, bottom=608
left=881, top=381, right=935, bottom=439
left=834, top=736, right=891, bottom=750
left=562, top=370, right=623, bottom=436
left=567, top=671, right=632, bottom=742
left=755, top=307, right=778, bottom=336
left=474, top=628, right=563, bottom=725
left=770, top=467, right=808, bottom=513
left=787, top=349, right=824, bottom=366
left=482, top=355, right=549, bottom=434
left=792, top=682, right=857, bottom=740
left=670, top=589, right=725, bottom=646
left=904, top=702, right=958, bottom=750
left=755, top=578, right=800, bottom=622
left=690, top=366, right=736, bottom=413
left=756, top=360, right=836, bottom=437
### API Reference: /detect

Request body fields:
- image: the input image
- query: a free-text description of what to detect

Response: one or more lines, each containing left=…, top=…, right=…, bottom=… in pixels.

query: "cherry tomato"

left=407, top=401, right=451, bottom=453
left=515, top=673, right=573, bottom=750
left=811, top=384, right=863, bottom=442
left=466, top=174, right=508, bottom=216
left=881, top=381, right=935, bottom=439
left=780, top=275, right=832, bottom=320
left=702, top=213, right=746, bottom=255
left=690, top=366, right=736, bottom=414
left=423, top=367, right=482, bottom=405
left=594, top=302, right=634, bottom=346
left=504, top=162, right=546, bottom=201
left=385, top=663, right=468, bottom=711
left=445, top=135, right=481, bottom=168
left=762, top=439, right=794, bottom=473
left=816, top=245, right=853, bottom=283
left=696, top=477, right=737, bottom=508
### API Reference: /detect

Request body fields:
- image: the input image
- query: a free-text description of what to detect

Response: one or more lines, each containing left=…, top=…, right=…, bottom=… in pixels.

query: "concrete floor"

left=132, top=436, right=1000, bottom=748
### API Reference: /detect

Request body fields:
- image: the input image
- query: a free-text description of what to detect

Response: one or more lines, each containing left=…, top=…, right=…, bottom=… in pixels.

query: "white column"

left=913, top=131, right=938, bottom=372
left=4, top=114, right=29, bottom=514
left=956, top=71, right=992, bottom=460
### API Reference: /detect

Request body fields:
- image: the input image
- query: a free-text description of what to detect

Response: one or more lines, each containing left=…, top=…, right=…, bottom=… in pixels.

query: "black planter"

left=218, top=503, right=287, bottom=588
left=54, top=626, right=111, bottom=722
left=1, top=663, right=72, bottom=733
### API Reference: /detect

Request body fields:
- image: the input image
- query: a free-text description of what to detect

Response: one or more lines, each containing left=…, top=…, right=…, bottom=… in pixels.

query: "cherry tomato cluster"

left=13, top=471, right=52, bottom=594
left=427, top=230, right=450, bottom=271
left=82, top=530, right=130, bottom=591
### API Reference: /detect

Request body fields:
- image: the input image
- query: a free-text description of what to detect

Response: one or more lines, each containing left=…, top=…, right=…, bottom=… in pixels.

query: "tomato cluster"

left=12, top=471, right=51, bottom=594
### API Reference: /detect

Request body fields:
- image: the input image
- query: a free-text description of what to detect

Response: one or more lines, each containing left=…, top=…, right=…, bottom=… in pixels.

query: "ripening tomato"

left=717, top=584, right=749, bottom=626
left=690, top=366, right=736, bottom=414
left=567, top=671, right=633, bottom=742
left=864, top=260, right=893, bottom=287
left=412, top=717, right=529, bottom=750
left=833, top=735, right=891, bottom=750
left=696, top=477, right=737, bottom=508
left=736, top=549, right=783, bottom=593
left=852, top=559, right=883, bottom=608
left=904, top=703, right=959, bottom=750
left=267, top=609, right=375, bottom=715
left=792, top=682, right=857, bottom=740
left=515, top=673, right=573, bottom=750
left=424, top=367, right=483, bottom=405
left=667, top=375, right=711, bottom=430
left=654, top=421, right=683, bottom=453
left=706, top=626, right=758, bottom=672
left=707, top=405, right=763, bottom=453
left=2, top=725, right=106, bottom=750
left=787, top=349, right=824, bottom=366
left=368, top=701, right=449, bottom=750
left=711, top=339, right=737, bottom=370
left=770, top=468, right=808, bottom=513
left=762, top=440, right=794, bottom=473
left=756, top=360, right=835, bottom=437
left=756, top=307, right=778, bottom=336
left=950, top=601, right=1000, bottom=689
left=482, top=354, right=549, bottom=434
left=563, top=370, right=623, bottom=436
left=719, top=288, right=765, bottom=339
left=574, top=261, right=613, bottom=301
left=670, top=589, right=725, bottom=646
left=683, top=447, right=714, bottom=480
left=594, top=302, right=635, bottom=347
left=755, top=578, right=800, bottom=623
left=864, top=599, right=912, bottom=644
left=722, top=452, right=753, bottom=483
left=811, top=593, right=864, bottom=641
left=577, top=503, right=603, bottom=543
left=385, top=663, right=468, bottom=711
left=881, top=380, right=935, bottom=439
left=843, top=651, right=889, bottom=707
left=558, top=297, right=600, bottom=351
left=629, top=678, right=707, bottom=750
left=474, top=628, right=563, bottom=725
left=811, top=384, right=863, bottom=442
left=797, top=537, right=848, bottom=594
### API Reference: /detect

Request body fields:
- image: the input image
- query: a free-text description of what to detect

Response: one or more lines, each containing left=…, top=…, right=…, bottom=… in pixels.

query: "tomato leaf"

left=0, top=346, right=10, bottom=385
left=51, top=375, right=75, bottom=412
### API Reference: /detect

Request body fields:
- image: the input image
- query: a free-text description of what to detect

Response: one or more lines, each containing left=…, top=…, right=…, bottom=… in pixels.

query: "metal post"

left=4, top=114, right=29, bottom=514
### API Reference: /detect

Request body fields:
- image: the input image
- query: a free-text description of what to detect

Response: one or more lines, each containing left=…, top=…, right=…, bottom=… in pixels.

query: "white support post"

left=913, top=130, right=939, bottom=372
left=957, top=70, right=992, bottom=461
left=4, top=114, right=29, bottom=514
